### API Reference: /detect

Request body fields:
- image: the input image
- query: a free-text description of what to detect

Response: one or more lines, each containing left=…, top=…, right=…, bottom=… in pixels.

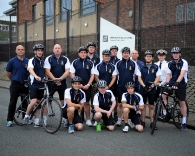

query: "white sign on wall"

left=100, top=17, right=135, bottom=60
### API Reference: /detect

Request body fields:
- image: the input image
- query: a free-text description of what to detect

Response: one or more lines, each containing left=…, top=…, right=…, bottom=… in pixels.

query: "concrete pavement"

left=0, top=80, right=194, bottom=130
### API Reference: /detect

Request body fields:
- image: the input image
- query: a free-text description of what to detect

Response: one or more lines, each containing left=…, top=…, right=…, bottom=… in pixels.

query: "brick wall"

left=100, top=0, right=195, bottom=65
left=17, top=0, right=42, bottom=24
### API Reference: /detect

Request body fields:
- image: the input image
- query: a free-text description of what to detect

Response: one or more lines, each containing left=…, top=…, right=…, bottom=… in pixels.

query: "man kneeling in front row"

left=93, top=80, right=116, bottom=131
left=122, top=82, right=144, bottom=132
left=62, top=76, right=86, bottom=134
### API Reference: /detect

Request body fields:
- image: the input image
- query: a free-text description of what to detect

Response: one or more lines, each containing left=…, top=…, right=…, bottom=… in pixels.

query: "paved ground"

left=0, top=79, right=194, bottom=129
left=0, top=88, right=195, bottom=156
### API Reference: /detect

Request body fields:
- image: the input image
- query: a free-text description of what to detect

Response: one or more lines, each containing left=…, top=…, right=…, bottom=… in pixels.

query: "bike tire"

left=14, top=95, right=29, bottom=126
left=173, top=100, right=189, bottom=129
left=151, top=100, right=161, bottom=135
left=41, top=98, right=62, bottom=134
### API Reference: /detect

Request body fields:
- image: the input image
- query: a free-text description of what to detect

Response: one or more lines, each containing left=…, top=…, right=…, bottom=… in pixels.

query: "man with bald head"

left=6, top=45, right=29, bottom=127
left=131, top=50, right=144, bottom=93
left=44, top=44, right=70, bottom=108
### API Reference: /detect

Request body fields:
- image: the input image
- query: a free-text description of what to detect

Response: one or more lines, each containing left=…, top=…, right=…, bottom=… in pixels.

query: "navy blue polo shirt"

left=121, top=92, right=144, bottom=114
left=28, top=57, right=45, bottom=88
left=44, top=54, right=70, bottom=89
left=116, top=58, right=138, bottom=93
left=70, top=58, right=94, bottom=85
left=135, top=60, right=144, bottom=89
left=110, top=56, right=120, bottom=65
left=6, top=56, right=29, bottom=82
left=93, top=90, right=115, bottom=111
left=94, top=61, right=117, bottom=86
left=86, top=54, right=100, bottom=66
left=167, top=58, right=188, bottom=88
left=63, top=88, right=86, bottom=108
left=139, top=63, right=160, bottom=94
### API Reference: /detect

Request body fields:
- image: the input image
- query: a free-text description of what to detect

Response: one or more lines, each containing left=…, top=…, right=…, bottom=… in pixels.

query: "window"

left=33, top=5, right=37, bottom=21
left=60, top=0, right=72, bottom=21
left=187, top=3, right=194, bottom=20
left=176, top=5, right=183, bottom=22
left=5, top=26, right=9, bottom=31
left=45, top=0, right=54, bottom=25
left=81, top=0, right=96, bottom=16
left=12, top=26, right=16, bottom=32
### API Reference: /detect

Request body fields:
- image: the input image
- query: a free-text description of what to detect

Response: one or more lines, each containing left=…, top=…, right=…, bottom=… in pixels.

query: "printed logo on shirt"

left=25, top=64, right=28, bottom=68
left=109, top=69, right=112, bottom=73
left=134, top=101, right=136, bottom=105
left=152, top=69, right=154, bottom=73
left=86, top=65, right=89, bottom=69
left=94, top=60, right=96, bottom=64
left=107, top=98, right=110, bottom=103
left=77, top=98, right=80, bottom=102
left=177, top=65, right=181, bottom=70
left=61, top=61, right=64, bottom=65
left=129, top=66, right=132, bottom=70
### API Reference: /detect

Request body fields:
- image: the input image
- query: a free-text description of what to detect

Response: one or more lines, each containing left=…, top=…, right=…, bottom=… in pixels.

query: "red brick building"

left=100, top=0, right=195, bottom=64
left=2, top=0, right=195, bottom=64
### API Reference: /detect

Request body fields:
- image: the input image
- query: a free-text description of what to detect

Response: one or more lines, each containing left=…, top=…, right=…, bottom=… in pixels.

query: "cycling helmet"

left=121, top=47, right=131, bottom=53
left=86, top=42, right=96, bottom=48
left=97, top=80, right=107, bottom=87
left=78, top=46, right=88, bottom=53
left=144, top=50, right=154, bottom=56
left=71, top=76, right=82, bottom=83
left=102, top=49, right=111, bottom=55
left=125, top=81, right=135, bottom=88
left=33, top=44, right=44, bottom=51
left=110, top=45, right=118, bottom=51
left=156, top=49, right=167, bottom=55
left=171, top=47, right=181, bottom=53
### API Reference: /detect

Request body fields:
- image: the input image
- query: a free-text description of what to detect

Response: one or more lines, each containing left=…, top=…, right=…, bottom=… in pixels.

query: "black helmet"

left=78, top=46, right=88, bottom=53
left=144, top=50, right=154, bottom=56
left=156, top=49, right=167, bottom=55
left=125, top=81, right=135, bottom=88
left=110, top=45, right=118, bottom=51
left=86, top=42, right=96, bottom=48
left=121, top=47, right=130, bottom=53
left=171, top=47, right=181, bottom=53
left=97, top=80, right=107, bottom=87
left=102, top=49, right=111, bottom=55
left=33, top=44, right=44, bottom=51
left=71, top=76, right=82, bottom=83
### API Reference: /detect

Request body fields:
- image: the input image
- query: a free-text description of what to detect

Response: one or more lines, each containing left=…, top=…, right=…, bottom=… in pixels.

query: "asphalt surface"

left=0, top=88, right=195, bottom=156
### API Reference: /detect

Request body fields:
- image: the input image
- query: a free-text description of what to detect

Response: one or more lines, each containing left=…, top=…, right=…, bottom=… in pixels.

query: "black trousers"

left=7, top=81, right=28, bottom=121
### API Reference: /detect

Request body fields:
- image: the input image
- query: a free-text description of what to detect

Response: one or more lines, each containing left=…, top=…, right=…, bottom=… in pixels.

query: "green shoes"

left=96, top=123, right=101, bottom=131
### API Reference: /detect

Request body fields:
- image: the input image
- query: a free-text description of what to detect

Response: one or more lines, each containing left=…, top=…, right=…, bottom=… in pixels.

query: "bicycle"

left=14, top=78, right=62, bottom=134
left=151, top=83, right=189, bottom=135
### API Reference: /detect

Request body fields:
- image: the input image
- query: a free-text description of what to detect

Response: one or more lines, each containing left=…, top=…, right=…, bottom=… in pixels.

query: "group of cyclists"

left=5, top=42, right=189, bottom=134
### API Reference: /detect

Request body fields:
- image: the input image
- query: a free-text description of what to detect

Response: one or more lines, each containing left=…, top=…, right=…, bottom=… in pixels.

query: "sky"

left=0, top=0, right=11, bottom=17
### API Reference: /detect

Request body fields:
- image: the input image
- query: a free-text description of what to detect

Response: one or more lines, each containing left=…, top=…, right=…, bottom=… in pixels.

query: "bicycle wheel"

left=14, top=95, right=29, bottom=126
left=151, top=100, right=161, bottom=135
left=41, top=98, right=62, bottom=134
left=173, top=100, right=189, bottom=129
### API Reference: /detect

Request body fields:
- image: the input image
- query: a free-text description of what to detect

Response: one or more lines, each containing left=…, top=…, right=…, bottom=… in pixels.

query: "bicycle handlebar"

left=41, top=77, right=62, bottom=83
left=148, top=81, right=174, bottom=90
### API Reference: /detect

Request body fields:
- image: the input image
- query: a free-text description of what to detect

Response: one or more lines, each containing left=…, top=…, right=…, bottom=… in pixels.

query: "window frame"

left=80, top=0, right=96, bottom=16
left=176, top=5, right=184, bottom=22
left=186, top=3, right=195, bottom=21
left=45, top=0, right=54, bottom=25
left=60, top=0, right=72, bottom=22
left=33, top=4, right=37, bottom=21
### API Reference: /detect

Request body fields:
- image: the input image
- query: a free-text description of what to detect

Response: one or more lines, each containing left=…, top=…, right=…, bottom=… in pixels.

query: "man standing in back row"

left=6, top=45, right=29, bottom=127
left=44, top=44, right=70, bottom=107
